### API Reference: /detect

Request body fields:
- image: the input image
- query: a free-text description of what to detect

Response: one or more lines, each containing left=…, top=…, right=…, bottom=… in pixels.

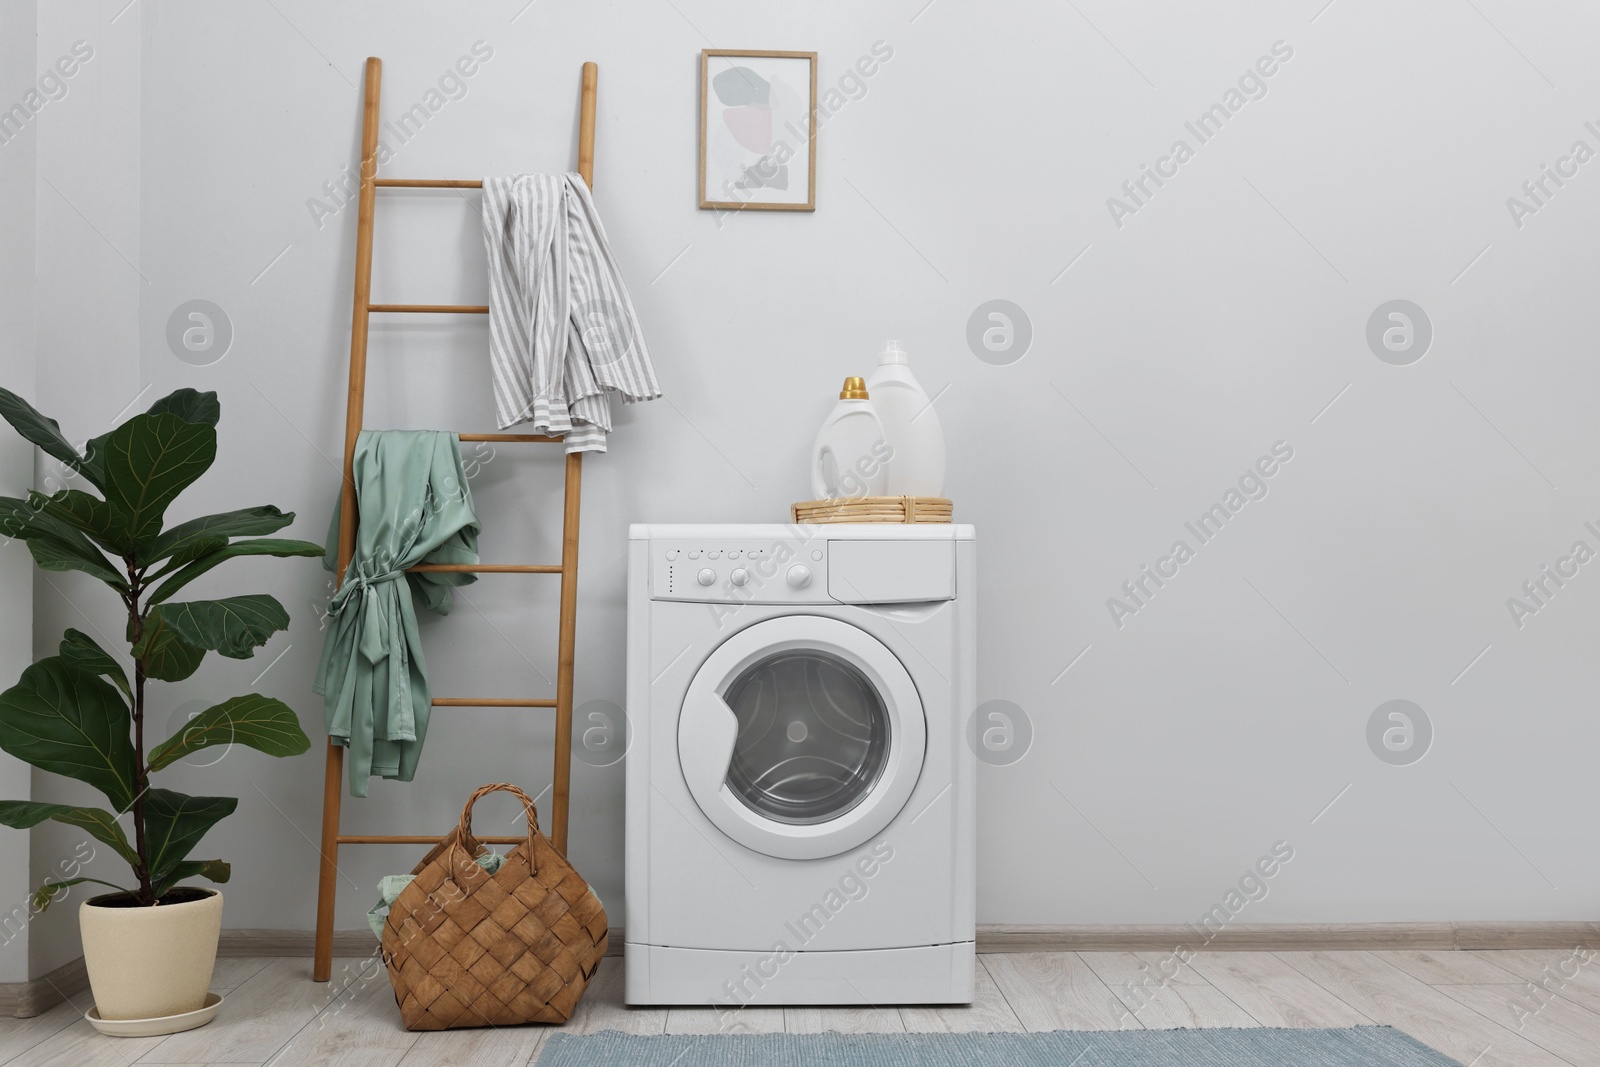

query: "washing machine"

left=624, top=523, right=976, bottom=1006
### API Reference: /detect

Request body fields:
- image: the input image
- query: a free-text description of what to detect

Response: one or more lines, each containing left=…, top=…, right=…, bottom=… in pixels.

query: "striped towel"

left=482, top=173, right=661, bottom=452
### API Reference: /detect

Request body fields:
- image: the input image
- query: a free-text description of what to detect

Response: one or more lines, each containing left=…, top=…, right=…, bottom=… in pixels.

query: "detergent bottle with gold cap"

left=809, top=376, right=891, bottom=500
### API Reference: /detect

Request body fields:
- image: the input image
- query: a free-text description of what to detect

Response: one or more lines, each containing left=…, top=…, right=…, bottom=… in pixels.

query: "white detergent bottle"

left=810, top=377, right=890, bottom=499
left=865, top=340, right=946, bottom=496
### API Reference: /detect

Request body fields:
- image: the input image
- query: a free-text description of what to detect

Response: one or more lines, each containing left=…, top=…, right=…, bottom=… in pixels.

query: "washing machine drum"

left=678, top=615, right=927, bottom=860
left=724, top=649, right=889, bottom=825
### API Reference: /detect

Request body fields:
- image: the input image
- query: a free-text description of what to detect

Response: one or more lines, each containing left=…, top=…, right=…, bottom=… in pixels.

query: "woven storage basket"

left=380, top=783, right=608, bottom=1030
left=792, top=495, right=953, bottom=524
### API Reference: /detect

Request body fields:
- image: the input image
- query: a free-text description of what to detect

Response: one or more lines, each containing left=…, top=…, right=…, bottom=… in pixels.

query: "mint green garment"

left=367, top=851, right=505, bottom=939
left=313, top=431, right=479, bottom=797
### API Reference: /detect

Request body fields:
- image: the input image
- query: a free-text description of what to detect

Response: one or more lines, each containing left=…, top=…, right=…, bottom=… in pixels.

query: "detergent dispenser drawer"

left=827, top=540, right=955, bottom=604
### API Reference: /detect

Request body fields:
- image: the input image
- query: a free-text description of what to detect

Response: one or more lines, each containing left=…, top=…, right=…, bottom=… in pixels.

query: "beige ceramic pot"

left=79, top=888, right=222, bottom=1027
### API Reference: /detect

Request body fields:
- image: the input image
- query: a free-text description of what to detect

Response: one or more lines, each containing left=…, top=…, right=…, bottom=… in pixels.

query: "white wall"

left=14, top=0, right=1598, bottom=973
left=24, top=0, right=145, bottom=976
left=0, top=0, right=38, bottom=986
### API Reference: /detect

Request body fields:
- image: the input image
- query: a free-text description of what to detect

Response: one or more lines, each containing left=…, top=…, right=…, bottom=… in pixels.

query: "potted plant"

left=0, top=387, right=323, bottom=1033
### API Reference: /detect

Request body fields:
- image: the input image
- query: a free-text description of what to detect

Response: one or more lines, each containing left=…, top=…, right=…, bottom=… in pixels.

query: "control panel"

left=650, top=539, right=832, bottom=603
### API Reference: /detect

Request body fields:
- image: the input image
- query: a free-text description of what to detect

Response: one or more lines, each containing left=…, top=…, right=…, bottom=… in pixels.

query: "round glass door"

left=678, top=615, right=927, bottom=860
left=723, top=650, right=890, bottom=825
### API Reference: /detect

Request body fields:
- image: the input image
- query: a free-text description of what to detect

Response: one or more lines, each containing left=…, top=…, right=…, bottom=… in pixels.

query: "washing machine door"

left=677, top=615, right=927, bottom=860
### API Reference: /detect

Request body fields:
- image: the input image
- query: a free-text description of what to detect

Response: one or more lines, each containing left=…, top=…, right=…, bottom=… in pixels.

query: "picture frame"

left=699, top=49, right=818, bottom=212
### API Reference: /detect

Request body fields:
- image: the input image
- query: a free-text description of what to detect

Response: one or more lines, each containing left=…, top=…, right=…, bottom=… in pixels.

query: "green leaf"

left=0, top=387, right=103, bottom=490
left=77, top=392, right=219, bottom=492
left=146, top=388, right=220, bottom=428
left=0, top=659, right=137, bottom=811
left=97, top=412, right=217, bottom=554
left=26, top=535, right=126, bottom=588
left=33, top=878, right=132, bottom=912
left=152, top=538, right=227, bottom=574
left=59, top=629, right=131, bottom=699
left=152, top=595, right=289, bottom=660
left=153, top=858, right=230, bottom=898
left=130, top=612, right=206, bottom=683
left=144, top=788, right=237, bottom=886
left=148, top=505, right=295, bottom=566
left=148, top=694, right=311, bottom=772
left=79, top=436, right=108, bottom=492
left=0, top=800, right=139, bottom=866
left=148, top=538, right=324, bottom=604
left=26, top=489, right=128, bottom=554
left=0, top=496, right=126, bottom=588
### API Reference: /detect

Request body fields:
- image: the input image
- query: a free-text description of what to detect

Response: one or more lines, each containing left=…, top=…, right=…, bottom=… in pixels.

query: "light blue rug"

left=540, top=1027, right=1463, bottom=1065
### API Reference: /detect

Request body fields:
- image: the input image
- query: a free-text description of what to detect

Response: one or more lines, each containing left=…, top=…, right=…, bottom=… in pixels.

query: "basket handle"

left=454, top=782, right=541, bottom=875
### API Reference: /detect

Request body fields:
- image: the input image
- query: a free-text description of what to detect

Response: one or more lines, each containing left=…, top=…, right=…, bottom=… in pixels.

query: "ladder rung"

left=338, top=834, right=525, bottom=844
left=368, top=303, right=488, bottom=314
left=432, top=697, right=558, bottom=707
left=407, top=563, right=562, bottom=573
left=458, top=433, right=565, bottom=443
left=373, top=178, right=483, bottom=188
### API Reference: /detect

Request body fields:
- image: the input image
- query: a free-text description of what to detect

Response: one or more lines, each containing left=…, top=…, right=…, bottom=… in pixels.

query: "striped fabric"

left=482, top=173, right=661, bottom=452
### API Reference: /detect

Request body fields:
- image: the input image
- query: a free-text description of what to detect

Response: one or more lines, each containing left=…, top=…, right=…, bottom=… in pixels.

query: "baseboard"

left=213, top=928, right=626, bottom=958
left=975, top=921, right=1600, bottom=953
left=218, top=928, right=381, bottom=958
left=0, top=955, right=88, bottom=1020
left=215, top=922, right=1600, bottom=957
left=8, top=921, right=1594, bottom=1018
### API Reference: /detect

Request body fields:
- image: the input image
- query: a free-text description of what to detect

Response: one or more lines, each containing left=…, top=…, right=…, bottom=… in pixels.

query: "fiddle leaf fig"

left=58, top=629, right=131, bottom=700
left=25, top=533, right=125, bottom=588
left=0, top=387, right=321, bottom=905
left=0, top=497, right=125, bottom=588
left=146, top=388, right=221, bottom=427
left=152, top=595, right=289, bottom=659
left=27, top=488, right=129, bottom=555
left=99, top=412, right=217, bottom=553
left=148, top=539, right=324, bottom=605
left=0, top=387, right=104, bottom=490
left=33, top=878, right=132, bottom=912
left=144, top=789, right=237, bottom=887
left=149, top=505, right=296, bottom=566
left=130, top=610, right=207, bottom=683
left=0, top=801, right=139, bottom=867
left=153, top=859, right=230, bottom=899
left=0, top=658, right=137, bottom=812
left=148, top=694, right=310, bottom=772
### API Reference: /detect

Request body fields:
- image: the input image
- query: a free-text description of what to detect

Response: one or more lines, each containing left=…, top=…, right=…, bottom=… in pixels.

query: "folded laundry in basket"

left=366, top=851, right=505, bottom=939
left=313, top=430, right=480, bottom=797
left=482, top=173, right=662, bottom=451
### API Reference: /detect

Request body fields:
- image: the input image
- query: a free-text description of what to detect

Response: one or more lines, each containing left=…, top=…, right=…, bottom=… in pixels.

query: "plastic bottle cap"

left=840, top=376, right=869, bottom=400
left=878, top=340, right=908, bottom=365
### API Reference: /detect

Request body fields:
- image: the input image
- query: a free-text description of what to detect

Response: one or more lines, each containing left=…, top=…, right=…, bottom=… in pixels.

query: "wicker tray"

left=791, top=496, right=953, bottom=524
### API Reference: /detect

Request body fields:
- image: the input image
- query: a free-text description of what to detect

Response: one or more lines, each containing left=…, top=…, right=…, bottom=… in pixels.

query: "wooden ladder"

left=313, top=55, right=597, bottom=983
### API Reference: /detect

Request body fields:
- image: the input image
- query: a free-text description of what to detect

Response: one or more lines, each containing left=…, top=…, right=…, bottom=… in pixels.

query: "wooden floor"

left=2, top=950, right=1597, bottom=1066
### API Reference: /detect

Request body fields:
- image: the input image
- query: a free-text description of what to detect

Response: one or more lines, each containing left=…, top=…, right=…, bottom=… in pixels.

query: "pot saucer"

left=86, top=991, right=223, bottom=1037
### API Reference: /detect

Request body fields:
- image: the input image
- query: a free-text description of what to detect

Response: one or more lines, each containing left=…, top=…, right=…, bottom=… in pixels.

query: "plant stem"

left=126, top=560, right=155, bottom=906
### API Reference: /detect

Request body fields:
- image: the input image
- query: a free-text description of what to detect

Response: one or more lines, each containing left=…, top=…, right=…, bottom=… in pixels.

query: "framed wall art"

left=699, top=49, right=817, bottom=212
